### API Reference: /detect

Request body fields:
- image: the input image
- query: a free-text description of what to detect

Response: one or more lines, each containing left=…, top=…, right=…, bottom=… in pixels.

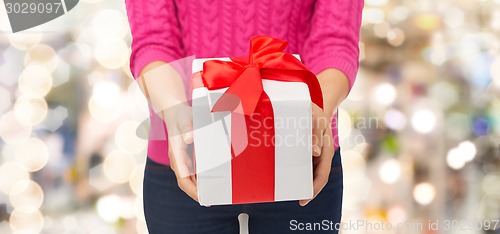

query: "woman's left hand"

left=299, top=104, right=334, bottom=206
left=299, top=68, right=350, bottom=206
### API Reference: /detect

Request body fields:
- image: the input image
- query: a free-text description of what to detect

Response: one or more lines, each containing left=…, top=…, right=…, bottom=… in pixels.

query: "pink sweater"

left=126, top=0, right=364, bottom=165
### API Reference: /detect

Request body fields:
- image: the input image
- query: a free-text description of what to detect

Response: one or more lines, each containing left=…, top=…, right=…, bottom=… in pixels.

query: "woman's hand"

left=299, top=104, right=335, bottom=206
left=139, top=61, right=198, bottom=202
left=299, top=68, right=350, bottom=206
left=163, top=104, right=198, bottom=202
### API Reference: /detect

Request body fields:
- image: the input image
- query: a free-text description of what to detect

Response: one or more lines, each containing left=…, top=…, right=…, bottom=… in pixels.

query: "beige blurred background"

left=0, top=0, right=499, bottom=233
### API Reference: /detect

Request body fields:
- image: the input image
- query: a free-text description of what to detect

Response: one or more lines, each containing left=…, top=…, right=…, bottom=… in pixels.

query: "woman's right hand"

left=139, top=61, right=198, bottom=202
left=162, top=104, right=198, bottom=202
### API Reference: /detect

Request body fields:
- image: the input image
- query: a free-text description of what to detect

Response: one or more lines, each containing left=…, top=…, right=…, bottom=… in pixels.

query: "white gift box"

left=191, top=56, right=313, bottom=206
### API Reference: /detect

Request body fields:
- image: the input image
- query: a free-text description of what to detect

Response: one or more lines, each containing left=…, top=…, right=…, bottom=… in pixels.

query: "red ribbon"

left=202, top=36, right=323, bottom=115
left=200, top=36, right=323, bottom=204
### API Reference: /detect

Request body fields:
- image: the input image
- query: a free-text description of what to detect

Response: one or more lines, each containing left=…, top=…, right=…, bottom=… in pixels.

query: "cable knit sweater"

left=126, top=0, right=364, bottom=165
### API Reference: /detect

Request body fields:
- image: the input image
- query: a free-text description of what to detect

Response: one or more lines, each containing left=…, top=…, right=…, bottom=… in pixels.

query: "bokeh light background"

left=0, top=0, right=499, bottom=233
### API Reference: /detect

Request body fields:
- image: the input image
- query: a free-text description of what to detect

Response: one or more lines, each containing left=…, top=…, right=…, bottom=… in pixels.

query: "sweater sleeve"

left=302, top=0, right=364, bottom=91
left=125, top=0, right=184, bottom=79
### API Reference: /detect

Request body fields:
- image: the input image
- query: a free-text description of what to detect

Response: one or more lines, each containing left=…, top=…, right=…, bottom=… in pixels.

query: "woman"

left=125, top=0, right=363, bottom=233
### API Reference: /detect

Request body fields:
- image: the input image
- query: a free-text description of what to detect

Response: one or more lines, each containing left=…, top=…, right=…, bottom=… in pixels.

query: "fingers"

left=177, top=108, right=194, bottom=144
left=312, top=126, right=323, bottom=157
left=169, top=138, right=199, bottom=202
left=320, top=130, right=335, bottom=159
left=299, top=156, right=331, bottom=206
left=312, top=104, right=328, bottom=157
left=169, top=137, right=194, bottom=178
left=177, top=177, right=199, bottom=201
left=182, top=131, right=193, bottom=144
left=164, top=105, right=198, bottom=202
left=300, top=130, right=334, bottom=206
left=173, top=152, right=198, bottom=201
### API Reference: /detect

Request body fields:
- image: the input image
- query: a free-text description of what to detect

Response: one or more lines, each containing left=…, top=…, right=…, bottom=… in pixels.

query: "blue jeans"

left=143, top=149, right=343, bottom=234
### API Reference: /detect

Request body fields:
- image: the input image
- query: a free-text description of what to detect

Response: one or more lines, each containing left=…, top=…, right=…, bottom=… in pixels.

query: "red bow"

left=201, top=36, right=323, bottom=115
